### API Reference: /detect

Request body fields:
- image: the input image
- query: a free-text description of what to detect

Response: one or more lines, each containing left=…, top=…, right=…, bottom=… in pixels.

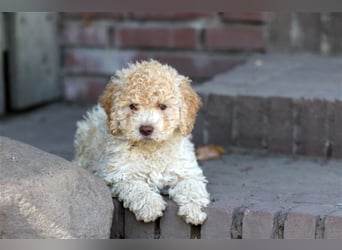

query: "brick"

left=116, top=27, right=198, bottom=49
left=235, top=96, right=265, bottom=149
left=192, top=92, right=208, bottom=147
left=60, top=20, right=110, bottom=46
left=155, top=54, right=243, bottom=81
left=64, top=48, right=148, bottom=75
left=63, top=12, right=125, bottom=20
left=296, top=13, right=321, bottom=52
left=331, top=13, right=342, bottom=53
left=205, top=94, right=234, bottom=147
left=63, top=76, right=108, bottom=102
left=284, top=205, right=333, bottom=239
left=124, top=208, right=156, bottom=239
left=242, top=202, right=281, bottom=239
left=296, top=99, right=328, bottom=157
left=159, top=198, right=191, bottom=239
left=131, top=12, right=213, bottom=20
left=330, top=100, right=342, bottom=158
left=268, top=97, right=293, bottom=154
left=324, top=210, right=342, bottom=239
left=222, top=12, right=269, bottom=23
left=110, top=199, right=125, bottom=239
left=204, top=26, right=266, bottom=51
left=267, top=13, right=292, bottom=51
left=201, top=200, right=234, bottom=239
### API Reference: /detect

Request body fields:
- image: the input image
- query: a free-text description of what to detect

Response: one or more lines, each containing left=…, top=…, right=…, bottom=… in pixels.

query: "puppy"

left=73, top=60, right=210, bottom=225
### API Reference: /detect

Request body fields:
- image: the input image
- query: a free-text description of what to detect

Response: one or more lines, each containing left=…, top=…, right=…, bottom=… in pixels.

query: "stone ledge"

left=111, top=152, right=342, bottom=239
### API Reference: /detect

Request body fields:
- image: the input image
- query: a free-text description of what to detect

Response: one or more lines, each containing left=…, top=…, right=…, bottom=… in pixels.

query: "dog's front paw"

left=178, top=204, right=207, bottom=225
left=134, top=193, right=166, bottom=223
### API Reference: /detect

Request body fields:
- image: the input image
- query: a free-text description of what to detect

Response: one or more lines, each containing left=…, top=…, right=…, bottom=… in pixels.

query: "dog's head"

left=99, top=60, right=201, bottom=142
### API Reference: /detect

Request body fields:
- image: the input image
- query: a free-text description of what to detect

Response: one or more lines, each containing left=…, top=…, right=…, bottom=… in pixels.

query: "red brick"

left=204, top=26, right=266, bottom=50
left=63, top=12, right=125, bottom=20
left=60, top=21, right=109, bottom=46
left=201, top=200, right=235, bottom=239
left=116, top=27, right=198, bottom=49
left=330, top=100, right=342, bottom=158
left=205, top=94, right=234, bottom=147
left=159, top=198, right=191, bottom=239
left=324, top=210, right=342, bottom=239
left=124, top=209, right=156, bottom=239
left=64, top=48, right=148, bottom=75
left=235, top=96, right=265, bottom=149
left=242, top=202, right=281, bottom=239
left=284, top=205, right=333, bottom=239
left=131, top=12, right=213, bottom=20
left=222, top=12, right=269, bottom=23
left=192, top=92, right=208, bottom=146
left=297, top=13, right=321, bottom=52
left=331, top=13, right=342, bottom=53
left=296, top=99, right=328, bottom=157
left=155, top=54, right=244, bottom=81
left=268, top=97, right=293, bottom=154
left=63, top=76, right=108, bottom=102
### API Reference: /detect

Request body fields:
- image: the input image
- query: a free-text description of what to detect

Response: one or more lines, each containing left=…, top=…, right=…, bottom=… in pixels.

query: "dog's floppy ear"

left=99, top=82, right=120, bottom=135
left=178, top=76, right=201, bottom=136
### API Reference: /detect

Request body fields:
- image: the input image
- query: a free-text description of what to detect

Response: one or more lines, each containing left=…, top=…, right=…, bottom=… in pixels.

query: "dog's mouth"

left=141, top=135, right=154, bottom=141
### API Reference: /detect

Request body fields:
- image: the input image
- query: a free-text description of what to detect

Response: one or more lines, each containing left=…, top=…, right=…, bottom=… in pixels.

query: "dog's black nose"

left=139, top=125, right=154, bottom=136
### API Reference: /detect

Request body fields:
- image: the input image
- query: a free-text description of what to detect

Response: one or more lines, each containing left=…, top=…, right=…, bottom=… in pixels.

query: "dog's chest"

left=131, top=145, right=180, bottom=188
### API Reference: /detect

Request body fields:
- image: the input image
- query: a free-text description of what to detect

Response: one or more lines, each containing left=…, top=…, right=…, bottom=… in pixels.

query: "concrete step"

left=193, top=54, right=342, bottom=159
left=113, top=152, right=342, bottom=239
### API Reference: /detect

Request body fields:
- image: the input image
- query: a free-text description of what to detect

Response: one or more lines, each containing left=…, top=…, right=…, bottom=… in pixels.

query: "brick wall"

left=59, top=12, right=269, bottom=102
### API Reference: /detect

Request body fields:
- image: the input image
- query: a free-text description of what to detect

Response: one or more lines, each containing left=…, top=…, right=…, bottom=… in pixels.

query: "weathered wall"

left=60, top=12, right=342, bottom=103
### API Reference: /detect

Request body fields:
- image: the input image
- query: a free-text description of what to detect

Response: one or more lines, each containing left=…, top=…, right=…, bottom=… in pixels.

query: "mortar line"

left=230, top=205, right=247, bottom=239
left=272, top=209, right=289, bottom=239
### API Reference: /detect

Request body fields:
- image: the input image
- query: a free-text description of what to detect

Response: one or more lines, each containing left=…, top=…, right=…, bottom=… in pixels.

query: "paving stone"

left=124, top=209, right=155, bottom=239
left=284, top=205, right=334, bottom=239
left=201, top=200, right=237, bottom=239
left=159, top=198, right=191, bottom=239
left=192, top=92, right=208, bottom=147
left=324, top=209, right=342, bottom=239
left=268, top=97, right=294, bottom=154
left=296, top=99, right=329, bottom=157
left=235, top=96, right=265, bottom=149
left=330, top=100, right=342, bottom=158
left=242, top=202, right=282, bottom=239
left=205, top=94, right=234, bottom=147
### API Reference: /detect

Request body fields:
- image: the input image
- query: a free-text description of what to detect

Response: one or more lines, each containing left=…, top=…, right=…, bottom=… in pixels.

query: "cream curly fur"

left=73, top=60, right=210, bottom=225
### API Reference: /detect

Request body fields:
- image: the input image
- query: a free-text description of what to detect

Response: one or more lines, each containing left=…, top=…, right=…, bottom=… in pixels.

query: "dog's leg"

left=169, top=177, right=210, bottom=225
left=111, top=181, right=166, bottom=223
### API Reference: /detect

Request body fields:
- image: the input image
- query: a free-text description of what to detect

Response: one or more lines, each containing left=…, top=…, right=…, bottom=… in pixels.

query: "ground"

left=2, top=101, right=342, bottom=238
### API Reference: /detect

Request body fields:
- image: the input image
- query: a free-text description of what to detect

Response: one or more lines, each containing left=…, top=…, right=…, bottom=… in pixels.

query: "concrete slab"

left=0, top=102, right=90, bottom=160
left=195, top=54, right=342, bottom=101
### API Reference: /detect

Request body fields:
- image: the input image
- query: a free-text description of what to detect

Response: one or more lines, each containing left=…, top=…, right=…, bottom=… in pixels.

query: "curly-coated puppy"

left=73, top=60, right=210, bottom=225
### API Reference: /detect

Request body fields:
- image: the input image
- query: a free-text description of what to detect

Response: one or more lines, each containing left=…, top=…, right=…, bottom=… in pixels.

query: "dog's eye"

left=129, top=104, right=138, bottom=110
left=159, top=104, right=167, bottom=110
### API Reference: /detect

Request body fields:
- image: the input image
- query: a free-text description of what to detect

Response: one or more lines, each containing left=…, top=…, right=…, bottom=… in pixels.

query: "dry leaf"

left=196, top=145, right=226, bottom=161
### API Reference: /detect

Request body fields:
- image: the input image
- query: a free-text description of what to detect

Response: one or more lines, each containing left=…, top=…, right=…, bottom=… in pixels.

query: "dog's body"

left=73, top=60, right=210, bottom=225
